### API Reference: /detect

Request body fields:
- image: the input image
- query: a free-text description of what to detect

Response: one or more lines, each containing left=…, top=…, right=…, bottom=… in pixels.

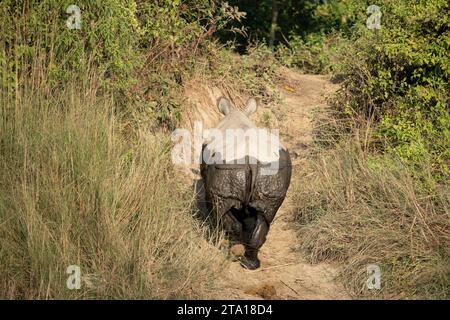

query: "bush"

left=0, top=0, right=246, bottom=128
left=274, top=0, right=449, bottom=176
left=0, top=0, right=142, bottom=93
left=275, top=32, right=347, bottom=74
left=329, top=0, right=449, bottom=175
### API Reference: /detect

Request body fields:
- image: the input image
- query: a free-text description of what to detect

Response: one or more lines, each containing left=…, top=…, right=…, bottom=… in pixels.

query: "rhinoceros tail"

left=245, top=158, right=258, bottom=206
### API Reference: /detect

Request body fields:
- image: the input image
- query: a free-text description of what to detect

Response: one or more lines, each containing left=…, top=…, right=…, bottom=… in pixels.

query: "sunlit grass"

left=0, top=82, right=224, bottom=299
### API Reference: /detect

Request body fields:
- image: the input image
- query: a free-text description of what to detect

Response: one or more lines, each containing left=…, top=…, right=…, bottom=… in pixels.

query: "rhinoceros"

left=200, top=97, right=292, bottom=269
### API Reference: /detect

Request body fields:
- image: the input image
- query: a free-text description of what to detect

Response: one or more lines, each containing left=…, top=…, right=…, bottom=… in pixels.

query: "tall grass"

left=0, top=79, right=223, bottom=299
left=291, top=137, right=450, bottom=299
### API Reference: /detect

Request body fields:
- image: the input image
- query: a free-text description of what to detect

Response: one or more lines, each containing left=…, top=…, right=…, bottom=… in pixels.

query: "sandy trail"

left=213, top=69, right=349, bottom=300
left=180, top=68, right=349, bottom=300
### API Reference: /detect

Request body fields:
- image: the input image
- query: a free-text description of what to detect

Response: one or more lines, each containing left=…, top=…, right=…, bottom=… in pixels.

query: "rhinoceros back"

left=200, top=146, right=291, bottom=224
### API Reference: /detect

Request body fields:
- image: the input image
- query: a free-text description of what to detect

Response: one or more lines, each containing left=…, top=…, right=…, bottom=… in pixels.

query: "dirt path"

left=212, top=69, right=349, bottom=300
left=181, top=68, right=349, bottom=299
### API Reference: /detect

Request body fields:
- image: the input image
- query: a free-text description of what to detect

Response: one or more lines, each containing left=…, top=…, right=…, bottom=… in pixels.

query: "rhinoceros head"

left=202, top=97, right=283, bottom=166
left=215, top=97, right=258, bottom=131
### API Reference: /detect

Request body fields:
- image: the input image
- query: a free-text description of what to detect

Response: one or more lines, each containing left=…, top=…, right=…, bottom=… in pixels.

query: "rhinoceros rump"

left=200, top=97, right=292, bottom=269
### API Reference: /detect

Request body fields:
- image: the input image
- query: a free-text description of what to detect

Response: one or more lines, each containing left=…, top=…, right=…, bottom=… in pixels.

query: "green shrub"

left=0, top=0, right=247, bottom=128
left=330, top=0, right=449, bottom=175
left=0, top=0, right=142, bottom=93
left=276, top=32, right=348, bottom=74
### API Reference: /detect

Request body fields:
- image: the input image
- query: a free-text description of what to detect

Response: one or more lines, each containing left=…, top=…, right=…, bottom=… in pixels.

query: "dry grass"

left=291, top=139, right=450, bottom=299
left=0, top=81, right=225, bottom=299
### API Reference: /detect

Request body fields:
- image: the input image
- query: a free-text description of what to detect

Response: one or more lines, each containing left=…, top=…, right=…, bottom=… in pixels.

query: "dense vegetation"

left=0, top=0, right=243, bottom=299
left=257, top=0, right=449, bottom=299
left=224, top=0, right=449, bottom=299
left=0, top=0, right=448, bottom=299
left=234, top=0, right=449, bottom=172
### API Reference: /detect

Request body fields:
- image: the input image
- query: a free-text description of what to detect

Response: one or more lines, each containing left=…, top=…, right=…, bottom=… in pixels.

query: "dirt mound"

left=181, top=79, right=223, bottom=131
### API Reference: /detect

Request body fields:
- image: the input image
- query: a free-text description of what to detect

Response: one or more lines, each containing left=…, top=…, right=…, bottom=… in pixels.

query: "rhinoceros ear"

left=244, top=98, right=258, bottom=116
left=217, top=97, right=232, bottom=115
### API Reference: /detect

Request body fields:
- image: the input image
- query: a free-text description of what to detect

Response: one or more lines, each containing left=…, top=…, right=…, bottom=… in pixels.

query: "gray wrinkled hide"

left=200, top=97, right=292, bottom=257
left=201, top=151, right=291, bottom=225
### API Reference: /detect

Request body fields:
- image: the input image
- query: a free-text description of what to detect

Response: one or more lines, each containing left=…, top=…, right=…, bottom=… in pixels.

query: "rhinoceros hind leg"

left=221, top=209, right=243, bottom=243
left=240, top=248, right=260, bottom=270
left=240, top=213, right=269, bottom=270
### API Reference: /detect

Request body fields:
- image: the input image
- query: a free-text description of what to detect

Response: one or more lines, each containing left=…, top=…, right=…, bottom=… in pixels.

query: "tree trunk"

left=269, top=0, right=279, bottom=47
